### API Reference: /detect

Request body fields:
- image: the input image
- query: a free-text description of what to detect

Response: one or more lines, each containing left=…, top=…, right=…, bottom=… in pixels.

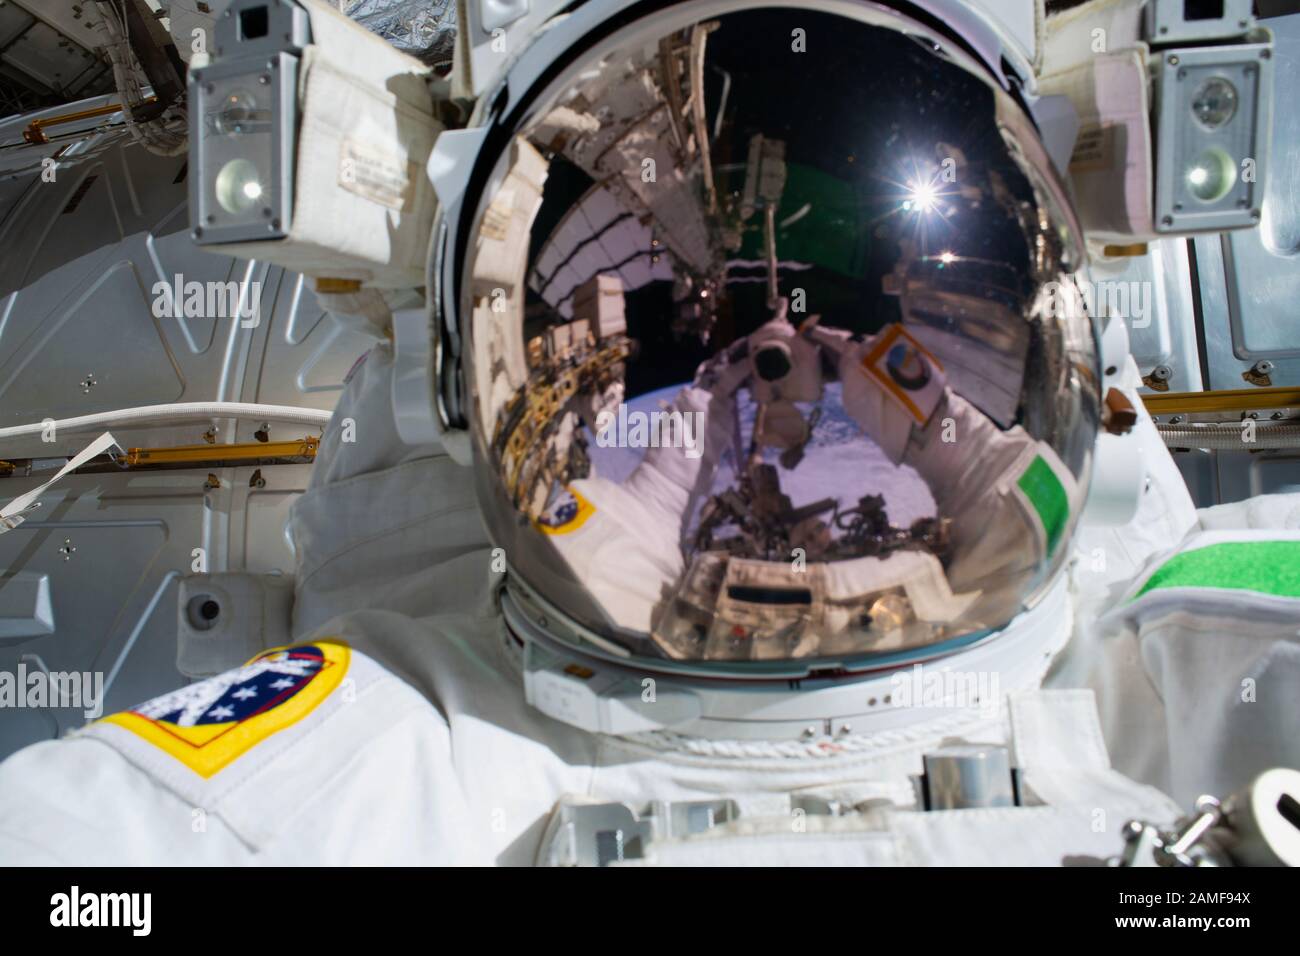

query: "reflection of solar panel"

left=530, top=184, right=673, bottom=317
left=896, top=256, right=1030, bottom=428
left=906, top=322, right=1026, bottom=429
left=910, top=257, right=1026, bottom=308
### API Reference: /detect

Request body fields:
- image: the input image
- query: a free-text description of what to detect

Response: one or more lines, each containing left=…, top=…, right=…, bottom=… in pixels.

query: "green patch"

left=1017, top=455, right=1068, bottom=556
left=1135, top=541, right=1300, bottom=600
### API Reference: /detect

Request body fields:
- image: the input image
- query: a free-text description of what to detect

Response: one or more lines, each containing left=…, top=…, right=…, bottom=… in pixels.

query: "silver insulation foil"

left=343, top=0, right=458, bottom=67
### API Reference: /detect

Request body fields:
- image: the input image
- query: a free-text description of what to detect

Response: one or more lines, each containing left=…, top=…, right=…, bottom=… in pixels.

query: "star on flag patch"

left=102, top=642, right=349, bottom=778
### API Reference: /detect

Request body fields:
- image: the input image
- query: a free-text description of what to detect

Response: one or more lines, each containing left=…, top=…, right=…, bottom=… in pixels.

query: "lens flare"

left=907, top=182, right=938, bottom=213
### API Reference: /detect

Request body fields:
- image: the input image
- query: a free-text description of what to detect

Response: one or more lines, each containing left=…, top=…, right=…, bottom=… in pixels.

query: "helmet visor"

left=463, top=3, right=1098, bottom=673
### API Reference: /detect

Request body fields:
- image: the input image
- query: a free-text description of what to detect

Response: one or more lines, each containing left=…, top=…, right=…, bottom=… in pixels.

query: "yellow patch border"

left=102, top=641, right=350, bottom=779
left=534, top=485, right=595, bottom=536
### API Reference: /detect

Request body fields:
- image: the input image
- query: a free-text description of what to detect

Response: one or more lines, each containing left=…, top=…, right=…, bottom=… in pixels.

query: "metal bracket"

left=538, top=797, right=740, bottom=866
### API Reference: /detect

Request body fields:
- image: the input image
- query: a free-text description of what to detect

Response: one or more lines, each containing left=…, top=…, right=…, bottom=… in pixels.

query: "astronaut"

left=4, top=338, right=1296, bottom=866
left=1, top=0, right=1299, bottom=867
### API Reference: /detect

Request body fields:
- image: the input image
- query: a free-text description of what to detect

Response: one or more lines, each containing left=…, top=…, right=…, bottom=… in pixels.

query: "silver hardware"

left=1116, top=769, right=1300, bottom=867
left=923, top=744, right=1016, bottom=810
left=538, top=797, right=740, bottom=866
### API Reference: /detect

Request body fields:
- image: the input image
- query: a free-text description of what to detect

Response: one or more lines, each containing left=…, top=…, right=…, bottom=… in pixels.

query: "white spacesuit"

left=0, top=341, right=1297, bottom=866
left=1, top=0, right=1298, bottom=868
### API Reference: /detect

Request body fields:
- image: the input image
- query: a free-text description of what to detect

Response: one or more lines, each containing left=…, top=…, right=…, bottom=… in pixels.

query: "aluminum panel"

left=1106, top=238, right=1204, bottom=393
left=1196, top=12, right=1300, bottom=390
left=0, top=128, right=374, bottom=760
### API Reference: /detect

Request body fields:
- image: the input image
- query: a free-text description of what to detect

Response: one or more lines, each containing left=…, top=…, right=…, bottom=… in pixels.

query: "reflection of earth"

left=585, top=380, right=936, bottom=536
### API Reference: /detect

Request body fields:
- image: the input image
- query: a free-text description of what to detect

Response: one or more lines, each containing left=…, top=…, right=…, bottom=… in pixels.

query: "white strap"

left=0, top=432, right=120, bottom=533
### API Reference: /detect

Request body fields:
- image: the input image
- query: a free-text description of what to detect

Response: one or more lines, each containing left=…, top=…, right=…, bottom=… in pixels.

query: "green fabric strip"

left=1135, top=541, right=1300, bottom=600
left=1017, top=455, right=1068, bottom=556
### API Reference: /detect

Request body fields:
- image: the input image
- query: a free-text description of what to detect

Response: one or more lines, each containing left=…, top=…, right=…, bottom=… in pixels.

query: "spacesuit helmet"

left=451, top=0, right=1098, bottom=681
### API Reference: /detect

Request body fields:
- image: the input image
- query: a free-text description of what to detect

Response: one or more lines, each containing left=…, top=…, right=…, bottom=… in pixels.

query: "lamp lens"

left=212, top=90, right=264, bottom=136
left=215, top=158, right=265, bottom=215
left=1191, top=77, right=1238, bottom=130
left=1185, top=148, right=1236, bottom=203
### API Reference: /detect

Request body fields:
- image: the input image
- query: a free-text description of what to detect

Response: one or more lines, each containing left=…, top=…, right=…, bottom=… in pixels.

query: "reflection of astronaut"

left=530, top=298, right=1077, bottom=664
left=810, top=320, right=1078, bottom=607
left=672, top=304, right=1076, bottom=644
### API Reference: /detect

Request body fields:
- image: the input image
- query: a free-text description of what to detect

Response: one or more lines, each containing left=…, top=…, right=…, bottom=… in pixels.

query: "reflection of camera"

left=752, top=343, right=793, bottom=382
